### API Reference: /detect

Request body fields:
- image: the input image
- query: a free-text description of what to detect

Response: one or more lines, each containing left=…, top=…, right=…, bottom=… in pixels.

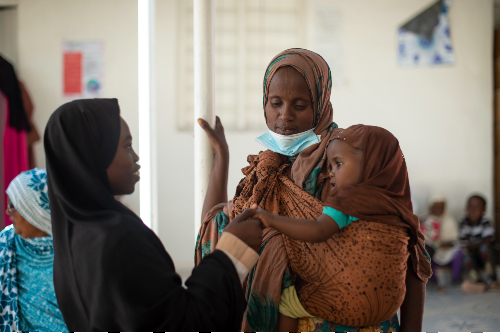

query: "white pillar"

left=138, top=0, right=157, bottom=232
left=193, top=0, right=216, bottom=241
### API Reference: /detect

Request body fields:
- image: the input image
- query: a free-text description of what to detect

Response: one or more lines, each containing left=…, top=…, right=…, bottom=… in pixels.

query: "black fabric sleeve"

left=78, top=222, right=246, bottom=333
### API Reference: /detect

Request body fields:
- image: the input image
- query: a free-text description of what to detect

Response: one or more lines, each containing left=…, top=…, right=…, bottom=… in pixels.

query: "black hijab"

left=0, top=55, right=30, bottom=131
left=45, top=99, right=246, bottom=332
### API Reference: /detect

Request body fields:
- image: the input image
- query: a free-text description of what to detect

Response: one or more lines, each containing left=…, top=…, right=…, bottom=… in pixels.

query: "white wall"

left=16, top=0, right=140, bottom=213
left=0, top=6, right=18, bottom=67
left=324, top=0, right=493, bottom=221
left=12, top=0, right=494, bottom=274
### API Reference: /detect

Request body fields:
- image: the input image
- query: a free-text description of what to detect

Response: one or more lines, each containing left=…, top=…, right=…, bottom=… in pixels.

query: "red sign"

left=63, top=52, right=82, bottom=94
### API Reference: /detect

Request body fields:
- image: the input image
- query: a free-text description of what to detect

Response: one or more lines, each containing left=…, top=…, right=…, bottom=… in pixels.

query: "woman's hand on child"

left=224, top=204, right=263, bottom=253
left=254, top=209, right=274, bottom=228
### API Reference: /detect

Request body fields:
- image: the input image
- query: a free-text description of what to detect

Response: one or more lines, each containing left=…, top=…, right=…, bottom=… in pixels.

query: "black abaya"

left=44, top=99, right=246, bottom=332
left=0, top=55, right=30, bottom=131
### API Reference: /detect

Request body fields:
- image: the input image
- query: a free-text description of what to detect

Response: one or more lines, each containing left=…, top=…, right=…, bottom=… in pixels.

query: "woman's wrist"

left=214, top=149, right=229, bottom=163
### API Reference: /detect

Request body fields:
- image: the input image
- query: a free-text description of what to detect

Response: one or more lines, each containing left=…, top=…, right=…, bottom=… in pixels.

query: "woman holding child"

left=197, top=48, right=432, bottom=332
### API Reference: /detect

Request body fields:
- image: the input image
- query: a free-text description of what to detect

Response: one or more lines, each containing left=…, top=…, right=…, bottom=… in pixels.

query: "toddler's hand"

left=254, top=209, right=274, bottom=228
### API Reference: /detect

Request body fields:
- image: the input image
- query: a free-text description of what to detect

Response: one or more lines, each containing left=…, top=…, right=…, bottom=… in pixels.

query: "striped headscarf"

left=6, top=168, right=51, bottom=235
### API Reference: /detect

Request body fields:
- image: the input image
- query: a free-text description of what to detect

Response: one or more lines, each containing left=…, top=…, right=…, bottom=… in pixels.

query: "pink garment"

left=0, top=93, right=5, bottom=228
left=3, top=97, right=29, bottom=225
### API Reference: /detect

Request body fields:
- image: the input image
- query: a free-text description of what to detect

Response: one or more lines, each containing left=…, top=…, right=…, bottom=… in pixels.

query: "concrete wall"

left=15, top=0, right=140, bottom=213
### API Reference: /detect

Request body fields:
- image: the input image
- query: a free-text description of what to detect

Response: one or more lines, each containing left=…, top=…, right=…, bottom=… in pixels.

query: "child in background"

left=420, top=194, right=461, bottom=291
left=459, top=195, right=499, bottom=292
left=255, top=124, right=431, bottom=331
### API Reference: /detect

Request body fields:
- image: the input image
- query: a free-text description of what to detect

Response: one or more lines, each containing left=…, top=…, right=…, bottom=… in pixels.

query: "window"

left=176, top=0, right=308, bottom=130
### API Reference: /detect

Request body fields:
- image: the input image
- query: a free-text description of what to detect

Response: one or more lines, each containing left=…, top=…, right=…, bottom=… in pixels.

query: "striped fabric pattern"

left=6, top=168, right=51, bottom=235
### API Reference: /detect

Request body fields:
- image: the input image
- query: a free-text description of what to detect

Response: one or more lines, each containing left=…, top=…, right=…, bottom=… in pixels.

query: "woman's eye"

left=336, top=162, right=343, bottom=167
left=295, top=105, right=306, bottom=110
left=272, top=103, right=281, bottom=107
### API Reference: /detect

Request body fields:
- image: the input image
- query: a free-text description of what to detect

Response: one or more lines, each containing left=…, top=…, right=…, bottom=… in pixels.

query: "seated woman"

left=0, top=168, right=68, bottom=332
left=43, top=99, right=264, bottom=332
left=420, top=193, right=462, bottom=291
left=196, top=48, right=431, bottom=332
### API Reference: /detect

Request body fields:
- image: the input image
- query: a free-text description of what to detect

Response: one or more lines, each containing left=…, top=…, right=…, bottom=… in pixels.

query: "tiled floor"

left=422, top=284, right=500, bottom=333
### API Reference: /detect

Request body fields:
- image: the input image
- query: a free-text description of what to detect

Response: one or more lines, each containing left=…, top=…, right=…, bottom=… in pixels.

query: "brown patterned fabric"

left=324, top=125, right=432, bottom=283
left=230, top=150, right=323, bottom=331
left=196, top=149, right=413, bottom=327
left=287, top=220, right=410, bottom=326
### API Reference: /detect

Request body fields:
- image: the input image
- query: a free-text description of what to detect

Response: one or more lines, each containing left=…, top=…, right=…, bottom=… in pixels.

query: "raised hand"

left=197, top=116, right=230, bottom=222
left=197, top=116, right=229, bottom=159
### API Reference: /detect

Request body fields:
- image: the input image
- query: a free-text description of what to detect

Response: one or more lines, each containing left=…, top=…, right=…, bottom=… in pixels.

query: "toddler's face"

left=327, top=139, right=363, bottom=190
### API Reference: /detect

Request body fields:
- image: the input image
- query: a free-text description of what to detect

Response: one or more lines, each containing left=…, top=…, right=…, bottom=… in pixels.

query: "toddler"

left=255, top=124, right=431, bottom=330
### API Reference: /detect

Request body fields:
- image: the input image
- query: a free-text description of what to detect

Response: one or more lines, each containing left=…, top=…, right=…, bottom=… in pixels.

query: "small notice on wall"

left=63, top=41, right=104, bottom=98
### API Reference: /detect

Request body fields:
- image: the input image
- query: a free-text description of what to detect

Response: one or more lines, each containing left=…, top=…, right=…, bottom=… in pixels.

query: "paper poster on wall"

left=63, top=41, right=104, bottom=98
left=312, top=4, right=343, bottom=87
left=397, top=0, right=454, bottom=67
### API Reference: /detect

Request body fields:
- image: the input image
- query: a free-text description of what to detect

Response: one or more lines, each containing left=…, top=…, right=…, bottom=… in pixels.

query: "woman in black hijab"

left=44, top=99, right=262, bottom=332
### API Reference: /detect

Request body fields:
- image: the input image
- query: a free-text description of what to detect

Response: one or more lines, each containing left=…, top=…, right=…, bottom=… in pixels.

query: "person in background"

left=0, top=168, right=68, bottom=332
left=420, top=193, right=462, bottom=291
left=459, top=194, right=500, bottom=293
left=18, top=80, right=40, bottom=169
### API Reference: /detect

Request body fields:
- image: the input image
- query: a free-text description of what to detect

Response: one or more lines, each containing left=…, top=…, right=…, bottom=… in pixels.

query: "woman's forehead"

left=268, top=66, right=310, bottom=96
left=119, top=117, right=132, bottom=139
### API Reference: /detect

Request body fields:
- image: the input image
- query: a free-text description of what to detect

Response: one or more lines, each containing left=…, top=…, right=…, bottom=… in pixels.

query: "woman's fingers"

left=197, top=117, right=229, bottom=157
left=197, top=118, right=217, bottom=139
left=215, top=116, right=223, bottom=130
left=241, top=218, right=264, bottom=252
left=224, top=204, right=263, bottom=253
left=254, top=210, right=271, bottom=228
left=232, top=204, right=259, bottom=224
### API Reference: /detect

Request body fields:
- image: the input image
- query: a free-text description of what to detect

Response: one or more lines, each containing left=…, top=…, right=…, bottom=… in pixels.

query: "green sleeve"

left=322, top=206, right=358, bottom=229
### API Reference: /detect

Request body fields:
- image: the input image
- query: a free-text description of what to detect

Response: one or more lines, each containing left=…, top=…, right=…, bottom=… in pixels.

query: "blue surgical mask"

left=255, top=128, right=321, bottom=156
